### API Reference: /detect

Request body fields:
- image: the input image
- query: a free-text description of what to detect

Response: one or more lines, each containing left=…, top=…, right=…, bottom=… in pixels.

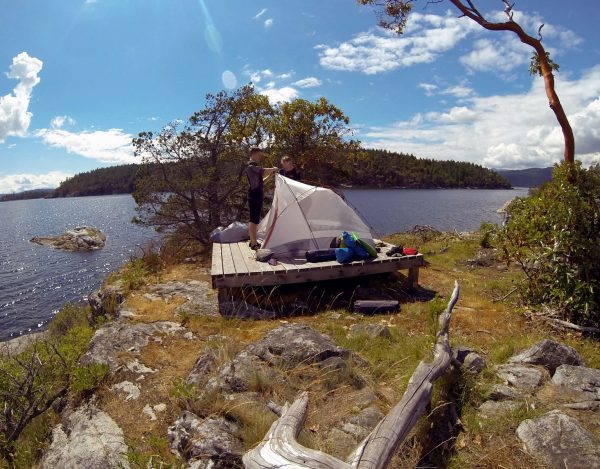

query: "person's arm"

left=262, top=167, right=278, bottom=182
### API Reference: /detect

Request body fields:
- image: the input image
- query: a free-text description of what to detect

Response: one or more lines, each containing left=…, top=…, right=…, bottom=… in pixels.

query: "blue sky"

left=1, top=0, right=600, bottom=193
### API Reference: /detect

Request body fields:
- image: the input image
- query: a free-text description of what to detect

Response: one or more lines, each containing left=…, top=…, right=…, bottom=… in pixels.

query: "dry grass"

left=89, top=229, right=600, bottom=468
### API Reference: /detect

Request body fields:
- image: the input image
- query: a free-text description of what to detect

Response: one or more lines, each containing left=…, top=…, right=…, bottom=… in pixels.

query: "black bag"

left=305, top=248, right=337, bottom=263
left=353, top=300, right=400, bottom=315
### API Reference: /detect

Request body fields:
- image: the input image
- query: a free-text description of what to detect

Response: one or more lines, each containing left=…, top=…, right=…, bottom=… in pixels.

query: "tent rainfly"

left=257, top=175, right=375, bottom=256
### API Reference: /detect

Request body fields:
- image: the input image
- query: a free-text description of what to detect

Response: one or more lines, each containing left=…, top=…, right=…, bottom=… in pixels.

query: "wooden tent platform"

left=211, top=241, right=424, bottom=288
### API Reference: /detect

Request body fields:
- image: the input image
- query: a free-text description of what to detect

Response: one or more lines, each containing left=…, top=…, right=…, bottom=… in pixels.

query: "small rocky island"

left=31, top=226, right=106, bottom=251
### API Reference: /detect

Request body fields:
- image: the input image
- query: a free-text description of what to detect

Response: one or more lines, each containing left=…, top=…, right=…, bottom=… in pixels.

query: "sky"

left=1, top=0, right=600, bottom=193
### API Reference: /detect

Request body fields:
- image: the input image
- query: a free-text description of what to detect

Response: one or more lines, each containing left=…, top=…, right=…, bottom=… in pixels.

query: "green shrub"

left=71, top=363, right=110, bottom=394
left=497, top=162, right=600, bottom=327
left=121, top=258, right=150, bottom=291
left=479, top=222, right=496, bottom=249
left=48, top=303, right=90, bottom=339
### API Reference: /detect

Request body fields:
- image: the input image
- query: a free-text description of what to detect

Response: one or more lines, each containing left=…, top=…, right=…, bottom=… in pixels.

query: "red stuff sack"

left=402, top=247, right=418, bottom=255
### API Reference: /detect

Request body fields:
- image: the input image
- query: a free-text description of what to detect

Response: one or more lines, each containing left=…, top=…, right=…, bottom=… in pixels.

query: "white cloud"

left=247, top=68, right=272, bottom=84
left=253, top=8, right=267, bottom=19
left=36, top=128, right=136, bottom=164
left=318, top=10, right=581, bottom=77
left=361, top=65, right=600, bottom=169
left=264, top=18, right=273, bottom=28
left=0, top=171, right=72, bottom=194
left=460, top=37, right=530, bottom=73
left=50, top=115, right=76, bottom=129
left=441, top=85, right=474, bottom=98
left=293, top=77, right=322, bottom=88
left=260, top=86, right=299, bottom=104
left=418, top=83, right=438, bottom=96
left=318, top=13, right=478, bottom=74
left=0, top=52, right=43, bottom=143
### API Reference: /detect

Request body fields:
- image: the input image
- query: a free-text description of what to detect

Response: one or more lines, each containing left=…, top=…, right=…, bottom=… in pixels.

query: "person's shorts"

left=248, top=190, right=263, bottom=224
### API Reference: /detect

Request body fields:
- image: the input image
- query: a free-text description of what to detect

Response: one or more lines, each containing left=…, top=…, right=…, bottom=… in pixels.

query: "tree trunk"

left=449, top=0, right=575, bottom=164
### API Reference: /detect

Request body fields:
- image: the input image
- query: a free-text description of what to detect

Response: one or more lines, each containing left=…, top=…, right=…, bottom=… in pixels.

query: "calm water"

left=343, top=188, right=529, bottom=236
left=0, top=188, right=528, bottom=341
left=0, top=195, right=156, bottom=341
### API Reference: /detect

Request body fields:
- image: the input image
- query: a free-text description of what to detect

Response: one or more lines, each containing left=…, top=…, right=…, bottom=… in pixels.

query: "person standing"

left=246, top=147, right=278, bottom=250
left=279, top=155, right=302, bottom=181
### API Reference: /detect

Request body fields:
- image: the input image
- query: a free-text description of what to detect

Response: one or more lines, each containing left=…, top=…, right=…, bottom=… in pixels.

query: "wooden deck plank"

left=221, top=243, right=237, bottom=276
left=239, top=242, right=276, bottom=275
left=230, top=242, right=250, bottom=276
left=211, top=242, right=223, bottom=276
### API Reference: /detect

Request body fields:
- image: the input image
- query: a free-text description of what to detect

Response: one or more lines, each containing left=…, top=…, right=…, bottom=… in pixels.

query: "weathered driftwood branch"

left=243, top=281, right=461, bottom=469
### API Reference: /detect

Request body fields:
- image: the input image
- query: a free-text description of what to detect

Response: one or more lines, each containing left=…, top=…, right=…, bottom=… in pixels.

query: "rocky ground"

left=5, top=232, right=600, bottom=468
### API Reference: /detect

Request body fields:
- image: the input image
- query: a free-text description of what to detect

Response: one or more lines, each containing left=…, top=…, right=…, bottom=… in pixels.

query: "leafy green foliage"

left=0, top=304, right=96, bottom=465
left=529, top=51, right=560, bottom=76
left=121, top=259, right=150, bottom=292
left=497, top=163, right=600, bottom=326
left=133, top=86, right=272, bottom=243
left=268, top=97, right=359, bottom=185
left=70, top=363, right=109, bottom=394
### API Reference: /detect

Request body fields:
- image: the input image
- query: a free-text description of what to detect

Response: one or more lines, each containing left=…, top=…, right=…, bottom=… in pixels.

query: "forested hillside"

left=351, top=149, right=511, bottom=188
left=49, top=151, right=510, bottom=198
left=0, top=188, right=54, bottom=202
left=496, top=167, right=553, bottom=187
left=50, top=164, right=138, bottom=197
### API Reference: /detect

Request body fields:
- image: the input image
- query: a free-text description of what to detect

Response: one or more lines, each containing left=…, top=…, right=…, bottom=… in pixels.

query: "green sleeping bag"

left=352, top=232, right=378, bottom=258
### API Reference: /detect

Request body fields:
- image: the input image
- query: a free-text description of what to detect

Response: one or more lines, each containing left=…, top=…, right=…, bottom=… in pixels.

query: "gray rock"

left=168, top=412, right=242, bottom=467
left=496, top=364, right=545, bottom=392
left=349, top=323, right=392, bottom=339
left=563, top=401, right=600, bottom=411
left=509, top=339, right=584, bottom=374
left=42, top=405, right=129, bottom=469
left=149, top=280, right=218, bottom=317
left=202, top=324, right=354, bottom=395
left=488, top=384, right=523, bottom=401
left=0, top=331, right=48, bottom=356
left=88, top=281, right=126, bottom=321
left=478, top=400, right=522, bottom=417
left=349, top=405, right=385, bottom=428
left=111, top=381, right=140, bottom=401
left=454, top=346, right=486, bottom=373
left=517, top=410, right=600, bottom=468
left=80, top=321, right=185, bottom=371
left=186, top=352, right=217, bottom=386
left=328, top=428, right=357, bottom=458
left=552, top=364, right=600, bottom=400
left=31, top=226, right=106, bottom=251
left=342, top=422, right=370, bottom=440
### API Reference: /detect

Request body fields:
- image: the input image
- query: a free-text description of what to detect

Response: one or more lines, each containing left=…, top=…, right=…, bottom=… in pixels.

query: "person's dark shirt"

left=246, top=161, right=264, bottom=192
left=279, top=167, right=301, bottom=181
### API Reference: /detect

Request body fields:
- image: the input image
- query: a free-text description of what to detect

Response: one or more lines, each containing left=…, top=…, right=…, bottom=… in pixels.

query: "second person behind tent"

left=279, top=155, right=301, bottom=181
left=246, top=147, right=278, bottom=251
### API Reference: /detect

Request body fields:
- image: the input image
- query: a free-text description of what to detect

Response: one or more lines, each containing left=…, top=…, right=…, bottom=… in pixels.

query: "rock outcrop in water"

left=30, top=226, right=106, bottom=251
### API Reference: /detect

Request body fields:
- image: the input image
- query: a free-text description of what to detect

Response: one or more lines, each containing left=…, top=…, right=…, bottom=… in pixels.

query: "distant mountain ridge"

left=495, top=167, right=553, bottom=188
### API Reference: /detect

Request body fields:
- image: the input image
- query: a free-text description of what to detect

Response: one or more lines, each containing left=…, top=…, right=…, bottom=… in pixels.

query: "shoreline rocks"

left=31, top=226, right=106, bottom=251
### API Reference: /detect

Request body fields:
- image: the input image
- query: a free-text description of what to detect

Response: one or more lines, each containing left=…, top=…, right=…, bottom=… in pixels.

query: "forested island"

left=49, top=164, right=138, bottom=198
left=0, top=188, right=54, bottom=202
left=3, top=150, right=510, bottom=202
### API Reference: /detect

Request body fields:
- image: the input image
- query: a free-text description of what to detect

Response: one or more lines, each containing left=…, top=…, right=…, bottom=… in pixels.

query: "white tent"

left=257, top=175, right=375, bottom=256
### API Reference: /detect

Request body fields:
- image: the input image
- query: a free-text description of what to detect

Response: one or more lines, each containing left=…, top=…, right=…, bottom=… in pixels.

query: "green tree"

left=497, top=163, right=600, bottom=327
left=358, top=0, right=575, bottom=165
left=269, top=97, right=360, bottom=185
left=133, top=86, right=273, bottom=243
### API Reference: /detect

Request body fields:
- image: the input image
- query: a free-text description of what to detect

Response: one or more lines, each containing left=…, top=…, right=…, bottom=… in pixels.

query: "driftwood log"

left=243, top=281, right=461, bottom=469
